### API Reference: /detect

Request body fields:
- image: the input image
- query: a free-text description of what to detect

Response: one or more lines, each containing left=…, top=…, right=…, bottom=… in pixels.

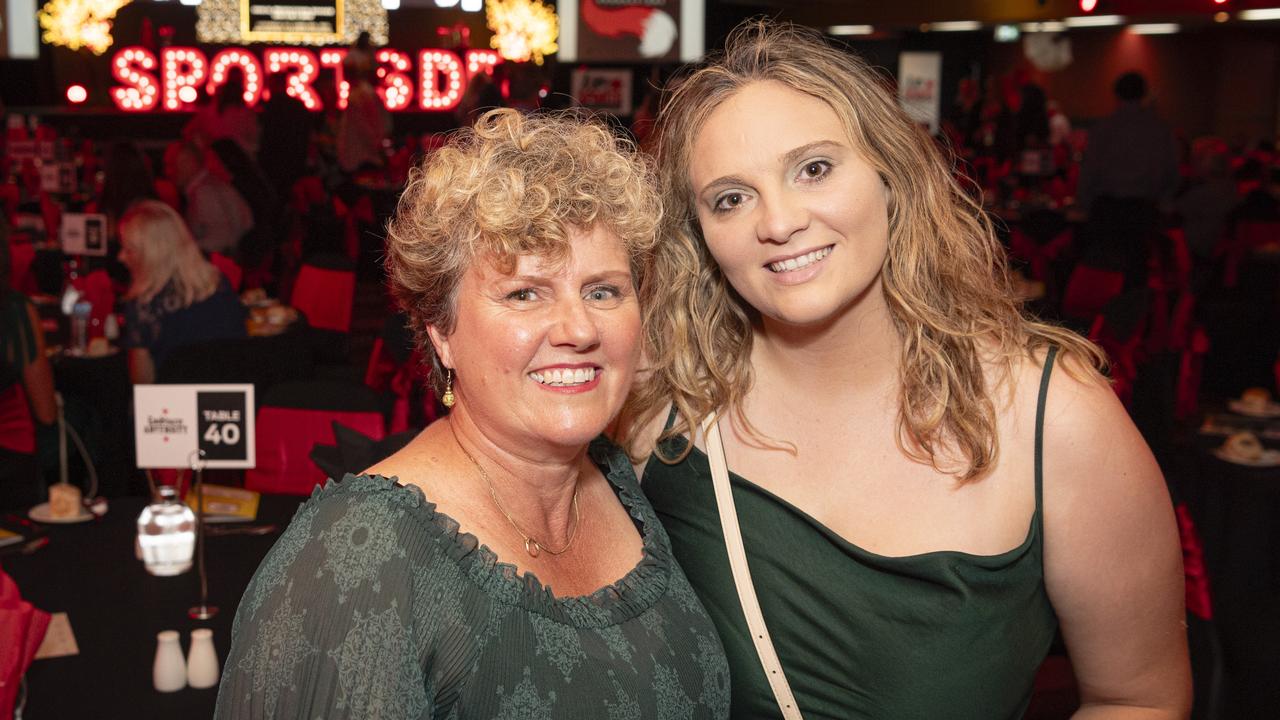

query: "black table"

left=1, top=493, right=304, bottom=718
left=1184, top=417, right=1280, bottom=717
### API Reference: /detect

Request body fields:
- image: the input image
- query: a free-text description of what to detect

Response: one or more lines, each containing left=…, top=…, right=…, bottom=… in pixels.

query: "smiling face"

left=688, top=80, right=891, bottom=330
left=429, top=225, right=642, bottom=454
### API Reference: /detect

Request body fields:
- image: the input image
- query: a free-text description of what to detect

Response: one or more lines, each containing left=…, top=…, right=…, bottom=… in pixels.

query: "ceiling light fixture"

left=1064, top=15, right=1125, bottom=27
left=1021, top=21, right=1067, bottom=32
left=1240, top=8, right=1280, bottom=21
left=1130, top=23, right=1179, bottom=34
left=927, top=20, right=982, bottom=32
left=827, top=24, right=873, bottom=36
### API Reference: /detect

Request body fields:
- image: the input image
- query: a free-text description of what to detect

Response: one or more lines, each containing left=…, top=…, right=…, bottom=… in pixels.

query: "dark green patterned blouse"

left=215, top=437, right=730, bottom=719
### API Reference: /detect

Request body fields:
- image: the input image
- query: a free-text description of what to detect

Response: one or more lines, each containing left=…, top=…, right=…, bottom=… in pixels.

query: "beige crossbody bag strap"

left=701, top=415, right=803, bottom=720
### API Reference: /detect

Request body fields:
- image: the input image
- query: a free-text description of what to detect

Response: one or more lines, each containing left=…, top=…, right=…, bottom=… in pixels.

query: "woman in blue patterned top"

left=215, top=109, right=730, bottom=719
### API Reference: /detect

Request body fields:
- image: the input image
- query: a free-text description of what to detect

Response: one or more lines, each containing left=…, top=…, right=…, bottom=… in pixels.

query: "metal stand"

left=187, top=450, right=218, bottom=620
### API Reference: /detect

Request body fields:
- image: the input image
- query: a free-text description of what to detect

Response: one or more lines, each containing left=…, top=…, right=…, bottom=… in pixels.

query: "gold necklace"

left=450, top=423, right=581, bottom=558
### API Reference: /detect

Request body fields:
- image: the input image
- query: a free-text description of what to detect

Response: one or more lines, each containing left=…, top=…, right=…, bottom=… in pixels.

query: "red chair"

left=8, top=241, right=35, bottom=293
left=68, top=269, right=115, bottom=339
left=1062, top=265, right=1125, bottom=325
left=209, top=252, right=243, bottom=292
left=291, top=263, right=355, bottom=332
left=39, top=193, right=61, bottom=243
left=245, top=406, right=385, bottom=495
left=1223, top=221, right=1280, bottom=288
left=155, top=178, right=182, bottom=212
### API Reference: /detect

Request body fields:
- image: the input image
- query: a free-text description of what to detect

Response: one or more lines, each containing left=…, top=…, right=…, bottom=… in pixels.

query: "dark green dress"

left=216, top=437, right=730, bottom=719
left=642, top=349, right=1061, bottom=719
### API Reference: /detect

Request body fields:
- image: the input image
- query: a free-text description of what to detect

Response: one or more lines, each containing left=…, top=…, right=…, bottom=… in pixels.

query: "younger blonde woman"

left=624, top=20, right=1190, bottom=719
left=118, top=200, right=245, bottom=382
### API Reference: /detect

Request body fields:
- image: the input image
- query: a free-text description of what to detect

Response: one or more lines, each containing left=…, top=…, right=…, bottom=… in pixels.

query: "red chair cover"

left=291, top=264, right=355, bottom=332
left=1176, top=327, right=1210, bottom=420
left=1223, top=221, right=1280, bottom=288
left=0, top=184, right=18, bottom=225
left=8, top=241, right=35, bottom=294
left=209, top=252, right=243, bottom=292
left=70, top=269, right=116, bottom=338
left=1176, top=504, right=1213, bottom=621
left=0, top=383, right=36, bottom=454
left=245, top=406, right=385, bottom=495
left=39, top=193, right=61, bottom=243
left=155, top=178, right=182, bottom=212
left=0, top=567, right=51, bottom=720
left=1062, top=265, right=1124, bottom=323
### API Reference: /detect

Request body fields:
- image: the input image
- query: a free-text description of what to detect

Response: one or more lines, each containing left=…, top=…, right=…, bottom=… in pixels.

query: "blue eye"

left=586, top=285, right=622, bottom=303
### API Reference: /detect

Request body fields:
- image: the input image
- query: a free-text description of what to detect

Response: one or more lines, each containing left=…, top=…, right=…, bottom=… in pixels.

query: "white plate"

left=29, top=502, right=95, bottom=524
left=1227, top=399, right=1280, bottom=418
left=1212, top=447, right=1280, bottom=467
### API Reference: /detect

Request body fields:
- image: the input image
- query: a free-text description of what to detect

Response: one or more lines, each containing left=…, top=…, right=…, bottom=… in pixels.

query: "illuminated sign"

left=108, top=45, right=501, bottom=113
left=241, top=0, right=343, bottom=44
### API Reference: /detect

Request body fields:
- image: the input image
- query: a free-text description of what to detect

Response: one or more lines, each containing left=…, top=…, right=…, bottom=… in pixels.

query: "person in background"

left=164, top=141, right=253, bottom=257
left=1177, top=137, right=1238, bottom=268
left=117, top=201, right=245, bottom=383
left=1077, top=72, right=1179, bottom=283
left=337, top=66, right=389, bottom=173
left=624, top=20, right=1190, bottom=719
left=257, top=73, right=313, bottom=206
left=0, top=221, right=56, bottom=510
left=98, top=140, right=157, bottom=226
left=215, top=109, right=729, bottom=718
left=207, top=69, right=262, bottom=158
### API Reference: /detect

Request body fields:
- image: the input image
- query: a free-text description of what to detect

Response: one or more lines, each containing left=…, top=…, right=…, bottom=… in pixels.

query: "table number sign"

left=60, top=213, right=109, bottom=256
left=134, top=385, right=256, bottom=469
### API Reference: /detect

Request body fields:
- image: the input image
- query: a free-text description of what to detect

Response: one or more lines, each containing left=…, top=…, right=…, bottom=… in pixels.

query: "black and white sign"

left=242, top=0, right=342, bottom=42
left=134, top=384, right=256, bottom=469
left=60, top=213, right=108, bottom=256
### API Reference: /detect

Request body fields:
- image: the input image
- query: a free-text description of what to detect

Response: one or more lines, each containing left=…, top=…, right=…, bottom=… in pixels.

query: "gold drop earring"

left=441, top=369, right=456, bottom=408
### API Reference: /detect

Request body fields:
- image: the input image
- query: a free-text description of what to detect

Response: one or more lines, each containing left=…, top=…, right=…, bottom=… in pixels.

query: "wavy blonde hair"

left=120, top=200, right=221, bottom=306
left=625, top=20, right=1104, bottom=481
left=385, top=108, right=663, bottom=392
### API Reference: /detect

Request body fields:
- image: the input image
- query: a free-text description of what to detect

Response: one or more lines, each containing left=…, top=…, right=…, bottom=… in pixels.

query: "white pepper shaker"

left=153, top=630, right=186, bottom=693
left=186, top=628, right=220, bottom=689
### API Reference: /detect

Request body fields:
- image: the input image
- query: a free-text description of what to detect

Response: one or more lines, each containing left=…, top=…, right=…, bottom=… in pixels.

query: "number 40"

left=203, top=423, right=241, bottom=445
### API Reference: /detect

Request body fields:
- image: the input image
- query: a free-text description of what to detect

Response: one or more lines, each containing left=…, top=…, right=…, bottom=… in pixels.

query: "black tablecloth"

left=1, top=493, right=304, bottom=718
left=1185, top=423, right=1280, bottom=717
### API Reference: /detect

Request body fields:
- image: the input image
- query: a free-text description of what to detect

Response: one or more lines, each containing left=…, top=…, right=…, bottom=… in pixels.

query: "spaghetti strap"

left=662, top=402, right=679, bottom=432
left=1034, top=346, right=1059, bottom=520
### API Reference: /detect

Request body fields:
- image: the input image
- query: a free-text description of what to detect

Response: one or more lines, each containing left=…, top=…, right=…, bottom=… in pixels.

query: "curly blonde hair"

left=385, top=109, right=663, bottom=392
left=625, top=20, right=1104, bottom=481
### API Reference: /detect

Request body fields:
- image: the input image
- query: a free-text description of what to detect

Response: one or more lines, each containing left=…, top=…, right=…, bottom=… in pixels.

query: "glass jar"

left=136, top=486, right=195, bottom=576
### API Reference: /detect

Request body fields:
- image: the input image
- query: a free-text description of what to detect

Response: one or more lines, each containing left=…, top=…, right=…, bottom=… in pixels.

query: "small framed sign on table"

left=134, top=384, right=256, bottom=469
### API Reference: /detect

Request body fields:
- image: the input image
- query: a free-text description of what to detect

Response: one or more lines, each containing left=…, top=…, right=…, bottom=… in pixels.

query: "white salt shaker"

left=186, top=628, right=220, bottom=689
left=153, top=630, right=187, bottom=693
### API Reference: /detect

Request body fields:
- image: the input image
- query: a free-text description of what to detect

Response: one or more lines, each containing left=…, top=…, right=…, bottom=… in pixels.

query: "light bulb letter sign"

left=162, top=48, right=208, bottom=111
left=111, top=46, right=160, bottom=112
left=419, top=49, right=463, bottom=111
left=265, top=48, right=322, bottom=110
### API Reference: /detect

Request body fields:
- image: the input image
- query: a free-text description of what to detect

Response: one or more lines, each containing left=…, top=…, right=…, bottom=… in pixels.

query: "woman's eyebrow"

left=779, top=140, right=844, bottom=167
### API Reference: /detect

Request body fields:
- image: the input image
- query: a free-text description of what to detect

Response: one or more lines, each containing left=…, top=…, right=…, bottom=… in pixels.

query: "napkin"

left=0, top=567, right=51, bottom=720
left=310, top=422, right=416, bottom=481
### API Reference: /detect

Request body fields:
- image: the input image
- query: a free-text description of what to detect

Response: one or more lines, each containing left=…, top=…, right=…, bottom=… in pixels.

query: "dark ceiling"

left=719, top=0, right=1280, bottom=29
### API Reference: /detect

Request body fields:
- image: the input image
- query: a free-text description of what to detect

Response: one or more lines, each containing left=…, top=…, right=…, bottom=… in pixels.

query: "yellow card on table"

left=185, top=484, right=260, bottom=523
